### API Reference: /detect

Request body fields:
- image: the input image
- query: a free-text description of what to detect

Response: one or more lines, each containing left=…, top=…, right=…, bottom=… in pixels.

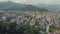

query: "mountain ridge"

left=35, top=4, right=60, bottom=11
left=0, top=1, right=48, bottom=12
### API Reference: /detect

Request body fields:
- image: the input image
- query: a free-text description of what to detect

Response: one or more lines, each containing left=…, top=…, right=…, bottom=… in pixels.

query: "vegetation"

left=0, top=21, right=40, bottom=34
left=0, top=1, right=48, bottom=12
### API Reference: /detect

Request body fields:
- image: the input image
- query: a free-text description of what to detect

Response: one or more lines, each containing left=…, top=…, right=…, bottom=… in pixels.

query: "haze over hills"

left=0, top=1, right=48, bottom=12
left=0, top=1, right=27, bottom=10
left=35, top=4, right=60, bottom=11
left=0, top=1, right=60, bottom=12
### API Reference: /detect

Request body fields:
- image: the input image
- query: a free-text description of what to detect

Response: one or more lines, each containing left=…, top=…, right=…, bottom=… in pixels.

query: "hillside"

left=0, top=1, right=26, bottom=10
left=0, top=1, right=48, bottom=12
left=35, top=4, right=60, bottom=11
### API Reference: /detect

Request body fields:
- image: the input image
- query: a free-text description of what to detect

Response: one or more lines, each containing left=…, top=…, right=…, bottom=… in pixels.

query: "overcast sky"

left=0, top=0, right=60, bottom=5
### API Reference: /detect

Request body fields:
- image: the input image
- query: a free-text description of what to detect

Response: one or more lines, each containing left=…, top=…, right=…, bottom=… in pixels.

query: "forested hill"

left=0, top=1, right=48, bottom=12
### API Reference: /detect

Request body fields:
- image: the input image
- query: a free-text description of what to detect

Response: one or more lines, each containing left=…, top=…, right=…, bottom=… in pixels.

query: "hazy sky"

left=0, top=0, right=60, bottom=5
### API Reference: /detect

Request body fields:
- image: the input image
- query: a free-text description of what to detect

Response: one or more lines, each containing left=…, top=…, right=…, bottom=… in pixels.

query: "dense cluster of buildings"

left=0, top=11, right=60, bottom=34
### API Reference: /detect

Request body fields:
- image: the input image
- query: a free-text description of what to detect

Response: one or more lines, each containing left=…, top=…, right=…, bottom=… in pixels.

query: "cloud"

left=42, top=0, right=60, bottom=4
left=10, top=0, right=41, bottom=5
left=10, top=0, right=60, bottom=5
left=0, top=0, right=8, bottom=2
left=0, top=0, right=60, bottom=5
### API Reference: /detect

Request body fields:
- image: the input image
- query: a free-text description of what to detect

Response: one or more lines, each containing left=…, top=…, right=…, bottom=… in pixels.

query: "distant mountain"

left=35, top=4, right=60, bottom=11
left=0, top=1, right=48, bottom=12
left=0, top=1, right=27, bottom=10
left=47, top=5, right=60, bottom=10
left=20, top=5, right=48, bottom=12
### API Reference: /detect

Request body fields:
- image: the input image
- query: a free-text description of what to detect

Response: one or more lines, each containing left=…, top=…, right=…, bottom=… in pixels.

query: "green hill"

left=0, top=1, right=48, bottom=12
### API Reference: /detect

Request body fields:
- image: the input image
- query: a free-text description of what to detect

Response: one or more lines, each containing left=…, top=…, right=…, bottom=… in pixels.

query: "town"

left=0, top=10, right=60, bottom=34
